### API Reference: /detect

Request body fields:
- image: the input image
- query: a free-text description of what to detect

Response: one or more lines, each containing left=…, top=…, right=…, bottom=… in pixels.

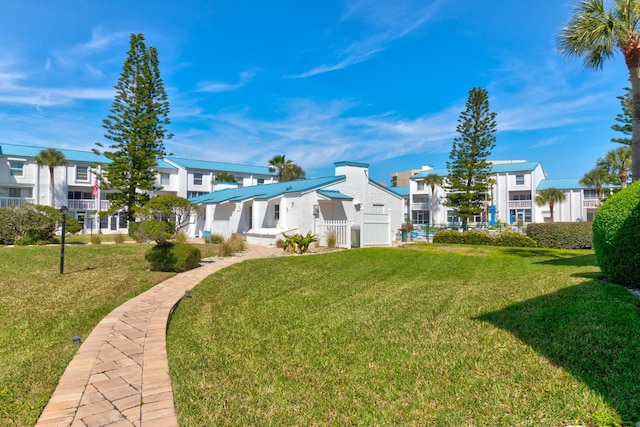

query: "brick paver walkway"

left=36, top=244, right=282, bottom=427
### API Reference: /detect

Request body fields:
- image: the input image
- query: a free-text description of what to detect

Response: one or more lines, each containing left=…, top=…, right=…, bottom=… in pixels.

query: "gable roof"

left=537, top=178, right=586, bottom=191
left=190, top=175, right=345, bottom=204
left=317, top=189, right=353, bottom=200
left=165, top=157, right=275, bottom=176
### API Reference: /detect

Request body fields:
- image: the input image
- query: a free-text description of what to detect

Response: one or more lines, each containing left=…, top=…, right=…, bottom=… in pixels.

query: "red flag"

left=92, top=179, right=99, bottom=198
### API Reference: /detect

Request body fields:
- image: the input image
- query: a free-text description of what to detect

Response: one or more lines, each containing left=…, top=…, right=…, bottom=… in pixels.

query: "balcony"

left=583, top=199, right=599, bottom=208
left=508, top=200, right=532, bottom=209
left=67, top=200, right=112, bottom=211
left=0, top=197, right=35, bottom=208
left=411, top=202, right=429, bottom=210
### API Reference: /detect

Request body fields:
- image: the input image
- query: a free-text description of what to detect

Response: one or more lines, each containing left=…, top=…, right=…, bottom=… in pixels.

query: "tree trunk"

left=620, top=169, right=628, bottom=188
left=49, top=166, right=55, bottom=207
left=549, top=202, right=555, bottom=223
left=629, top=65, right=640, bottom=181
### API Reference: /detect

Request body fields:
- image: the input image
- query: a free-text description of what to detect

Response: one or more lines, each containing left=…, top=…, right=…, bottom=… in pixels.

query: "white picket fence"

left=317, top=220, right=352, bottom=249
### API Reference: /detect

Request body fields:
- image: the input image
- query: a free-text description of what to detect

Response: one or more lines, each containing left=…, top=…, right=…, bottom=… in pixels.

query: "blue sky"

left=0, top=0, right=632, bottom=184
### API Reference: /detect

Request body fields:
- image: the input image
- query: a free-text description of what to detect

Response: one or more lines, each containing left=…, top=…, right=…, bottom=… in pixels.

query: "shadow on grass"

left=475, top=281, right=640, bottom=422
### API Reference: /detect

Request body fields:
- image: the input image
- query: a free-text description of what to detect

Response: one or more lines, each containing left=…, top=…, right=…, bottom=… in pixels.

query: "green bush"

left=494, top=231, right=536, bottom=247
left=113, top=233, right=126, bottom=244
left=0, top=205, right=58, bottom=245
left=65, top=216, right=82, bottom=234
left=432, top=229, right=463, bottom=244
left=526, top=222, right=593, bottom=249
left=90, top=234, right=102, bottom=245
left=133, top=219, right=174, bottom=243
left=433, top=229, right=495, bottom=245
left=592, top=181, right=640, bottom=287
left=145, top=242, right=202, bottom=272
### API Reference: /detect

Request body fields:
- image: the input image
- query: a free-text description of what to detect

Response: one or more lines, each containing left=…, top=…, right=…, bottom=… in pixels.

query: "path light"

left=184, top=289, right=191, bottom=298
left=59, top=206, right=68, bottom=275
left=72, top=334, right=81, bottom=345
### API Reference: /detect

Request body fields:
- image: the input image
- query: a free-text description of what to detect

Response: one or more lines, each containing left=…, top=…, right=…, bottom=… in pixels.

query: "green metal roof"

left=165, top=157, right=275, bottom=176
left=190, top=175, right=346, bottom=204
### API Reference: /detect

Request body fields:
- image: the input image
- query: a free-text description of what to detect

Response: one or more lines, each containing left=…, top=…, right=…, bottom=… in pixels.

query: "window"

left=68, top=191, right=93, bottom=200
left=417, top=181, right=425, bottom=191
left=160, top=173, right=171, bottom=185
left=274, top=204, right=280, bottom=220
left=187, top=191, right=208, bottom=199
left=9, top=161, right=24, bottom=176
left=515, top=174, right=525, bottom=185
left=257, top=178, right=265, bottom=185
left=510, top=193, right=531, bottom=200
left=9, top=188, right=21, bottom=198
left=76, top=166, right=89, bottom=181
left=193, top=173, right=203, bottom=186
left=584, top=189, right=597, bottom=199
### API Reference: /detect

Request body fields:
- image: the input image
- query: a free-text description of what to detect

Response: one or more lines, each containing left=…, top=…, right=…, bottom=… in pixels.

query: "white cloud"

left=289, top=0, right=445, bottom=78
left=196, top=70, right=255, bottom=93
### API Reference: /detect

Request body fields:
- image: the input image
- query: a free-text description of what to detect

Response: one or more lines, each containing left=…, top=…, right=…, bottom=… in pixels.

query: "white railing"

left=0, top=197, right=35, bottom=208
left=583, top=200, right=599, bottom=208
left=66, top=200, right=112, bottom=211
left=411, top=202, right=429, bottom=210
left=317, top=220, right=352, bottom=249
left=508, top=200, right=532, bottom=209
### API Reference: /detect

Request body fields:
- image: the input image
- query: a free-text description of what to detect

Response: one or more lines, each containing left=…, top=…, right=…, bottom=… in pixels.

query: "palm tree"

left=34, top=148, right=67, bottom=207
left=558, top=0, right=640, bottom=182
left=282, top=164, right=306, bottom=182
left=579, top=166, right=612, bottom=205
left=597, top=146, right=632, bottom=188
left=535, top=188, right=566, bottom=223
left=268, top=154, right=293, bottom=182
left=422, top=173, right=443, bottom=225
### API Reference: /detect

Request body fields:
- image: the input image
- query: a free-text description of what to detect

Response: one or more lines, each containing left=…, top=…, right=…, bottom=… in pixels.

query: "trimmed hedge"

left=145, top=242, right=202, bottom=272
left=526, top=222, right=593, bottom=249
left=494, top=231, right=536, bottom=248
left=592, top=180, right=640, bottom=287
left=432, top=229, right=536, bottom=248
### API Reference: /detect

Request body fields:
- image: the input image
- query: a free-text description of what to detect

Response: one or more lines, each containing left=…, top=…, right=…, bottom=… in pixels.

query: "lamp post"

left=59, top=206, right=68, bottom=275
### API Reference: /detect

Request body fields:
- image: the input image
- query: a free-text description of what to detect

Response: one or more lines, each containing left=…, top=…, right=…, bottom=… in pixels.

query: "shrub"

left=145, top=242, right=202, bottom=272
left=433, top=229, right=464, bottom=244
left=133, top=219, right=174, bottom=243
left=461, top=229, right=495, bottom=245
left=280, top=232, right=318, bottom=254
left=592, top=181, right=640, bottom=287
left=175, top=230, right=187, bottom=243
left=494, top=231, right=536, bottom=248
left=218, top=233, right=246, bottom=257
left=113, top=233, right=126, bottom=244
left=326, top=230, right=337, bottom=249
left=210, top=233, right=225, bottom=244
left=433, top=229, right=495, bottom=245
left=65, top=216, right=83, bottom=234
left=0, top=205, right=58, bottom=245
left=90, top=234, right=102, bottom=245
left=526, top=222, right=593, bottom=249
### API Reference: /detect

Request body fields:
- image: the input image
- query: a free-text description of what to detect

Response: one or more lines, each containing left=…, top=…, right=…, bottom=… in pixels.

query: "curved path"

left=36, top=244, right=282, bottom=427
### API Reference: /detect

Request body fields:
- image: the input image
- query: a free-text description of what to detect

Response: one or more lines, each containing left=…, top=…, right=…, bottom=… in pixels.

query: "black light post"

left=59, top=206, right=68, bottom=275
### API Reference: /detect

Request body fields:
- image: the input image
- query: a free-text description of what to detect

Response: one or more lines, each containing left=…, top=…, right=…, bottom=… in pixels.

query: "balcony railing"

left=583, top=199, right=599, bottom=208
left=411, top=202, right=429, bottom=210
left=0, top=197, right=35, bottom=208
left=508, top=200, right=532, bottom=209
left=67, top=200, right=112, bottom=211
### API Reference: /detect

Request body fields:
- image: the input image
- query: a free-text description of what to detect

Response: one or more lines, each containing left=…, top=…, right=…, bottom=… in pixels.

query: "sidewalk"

left=36, top=244, right=282, bottom=427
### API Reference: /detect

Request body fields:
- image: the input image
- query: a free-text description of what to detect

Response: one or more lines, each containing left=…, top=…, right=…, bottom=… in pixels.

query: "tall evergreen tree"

left=446, top=87, right=497, bottom=230
left=96, top=33, right=172, bottom=222
left=611, top=86, right=632, bottom=146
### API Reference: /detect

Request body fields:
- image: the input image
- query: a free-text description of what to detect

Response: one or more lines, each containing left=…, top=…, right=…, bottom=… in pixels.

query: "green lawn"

left=0, top=242, right=220, bottom=426
left=167, top=245, right=640, bottom=426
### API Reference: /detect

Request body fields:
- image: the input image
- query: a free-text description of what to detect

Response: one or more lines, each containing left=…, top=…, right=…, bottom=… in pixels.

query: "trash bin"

left=401, top=230, right=408, bottom=242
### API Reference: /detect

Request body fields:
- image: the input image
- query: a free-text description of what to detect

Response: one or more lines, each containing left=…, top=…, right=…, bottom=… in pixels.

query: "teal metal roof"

left=156, top=159, right=178, bottom=169
left=0, top=143, right=109, bottom=163
left=334, top=160, right=369, bottom=168
left=190, top=175, right=345, bottom=204
left=411, top=162, right=542, bottom=180
left=165, top=157, right=275, bottom=176
left=537, top=178, right=585, bottom=190
left=389, top=186, right=410, bottom=197
left=317, top=189, right=353, bottom=200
